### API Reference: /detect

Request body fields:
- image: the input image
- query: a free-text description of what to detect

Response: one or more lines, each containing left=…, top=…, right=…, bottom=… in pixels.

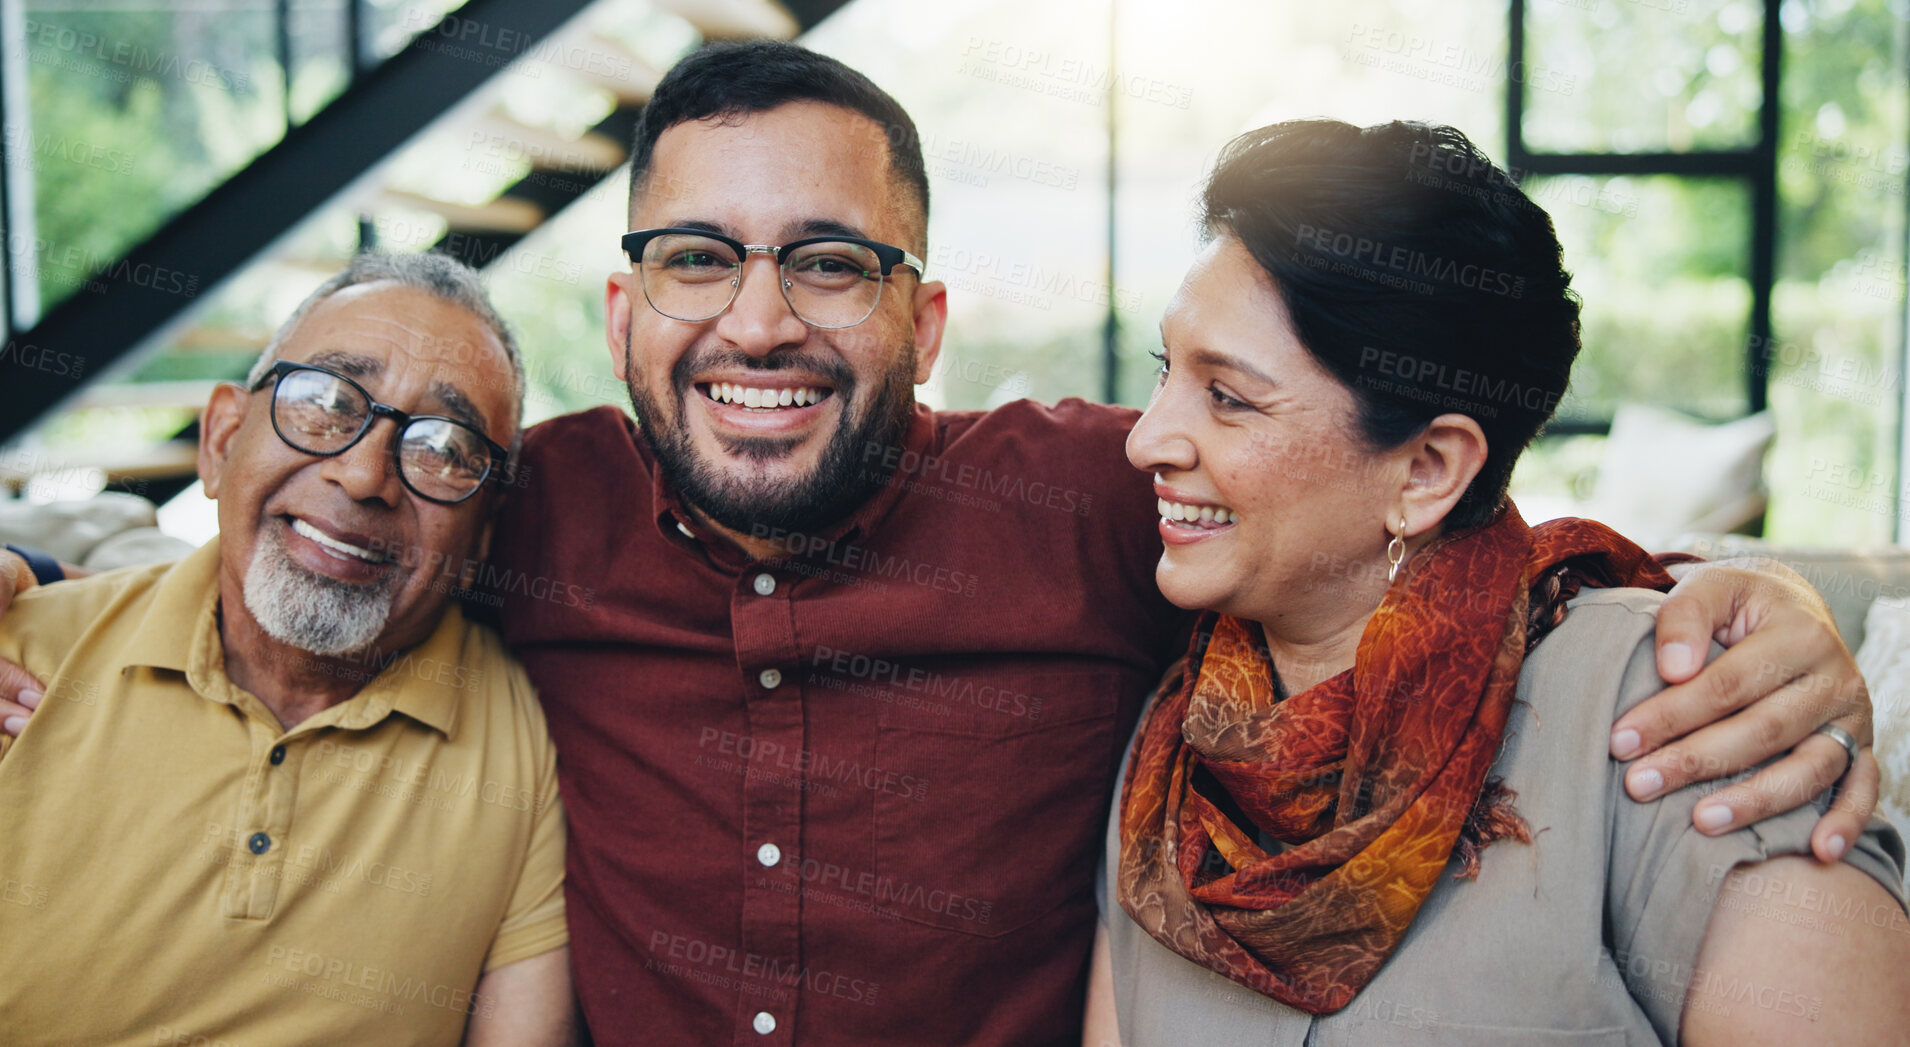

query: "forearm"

left=1082, top=924, right=1122, bottom=1047
left=3, top=549, right=86, bottom=593
left=462, top=947, right=578, bottom=1047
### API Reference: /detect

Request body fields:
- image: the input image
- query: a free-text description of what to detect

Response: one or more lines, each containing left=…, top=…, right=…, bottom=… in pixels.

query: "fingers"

left=1612, top=640, right=1808, bottom=762
left=1620, top=670, right=1820, bottom=802
left=0, top=690, right=39, bottom=736
left=1619, top=659, right=1856, bottom=801
left=1672, top=731, right=1853, bottom=836
left=1813, top=748, right=1881, bottom=863
left=0, top=658, right=45, bottom=736
left=1652, top=570, right=1737, bottom=684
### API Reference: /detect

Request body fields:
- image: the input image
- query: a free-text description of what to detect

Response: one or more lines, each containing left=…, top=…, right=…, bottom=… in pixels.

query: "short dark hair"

left=1202, top=119, right=1581, bottom=529
left=626, top=41, right=929, bottom=241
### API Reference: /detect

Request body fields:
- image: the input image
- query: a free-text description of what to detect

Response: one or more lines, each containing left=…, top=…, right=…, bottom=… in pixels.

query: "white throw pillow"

left=1857, top=598, right=1910, bottom=848
left=1586, top=405, right=1775, bottom=549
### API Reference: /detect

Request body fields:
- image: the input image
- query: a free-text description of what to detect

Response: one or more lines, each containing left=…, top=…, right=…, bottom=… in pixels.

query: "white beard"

left=241, top=523, right=398, bottom=656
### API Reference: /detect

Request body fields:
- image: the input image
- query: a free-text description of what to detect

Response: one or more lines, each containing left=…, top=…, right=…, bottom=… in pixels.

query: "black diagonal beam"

left=431, top=1, right=855, bottom=271
left=4, top=0, right=857, bottom=450
left=0, top=0, right=598, bottom=446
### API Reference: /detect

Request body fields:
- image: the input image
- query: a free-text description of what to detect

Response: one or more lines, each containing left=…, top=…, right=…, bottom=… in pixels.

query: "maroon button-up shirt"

left=488, top=399, right=1182, bottom=1046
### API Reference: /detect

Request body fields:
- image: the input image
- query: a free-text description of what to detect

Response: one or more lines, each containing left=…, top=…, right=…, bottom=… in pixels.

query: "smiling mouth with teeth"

left=291, top=518, right=393, bottom=564
left=1158, top=498, right=1238, bottom=528
left=700, top=382, right=834, bottom=410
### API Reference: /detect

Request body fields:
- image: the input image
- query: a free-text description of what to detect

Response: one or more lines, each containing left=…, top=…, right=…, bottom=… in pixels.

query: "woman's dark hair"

left=1203, top=119, right=1580, bottom=529
left=626, top=41, right=929, bottom=235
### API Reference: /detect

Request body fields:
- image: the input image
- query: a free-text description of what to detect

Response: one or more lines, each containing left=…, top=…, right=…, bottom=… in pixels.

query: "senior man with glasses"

left=0, top=253, right=575, bottom=1046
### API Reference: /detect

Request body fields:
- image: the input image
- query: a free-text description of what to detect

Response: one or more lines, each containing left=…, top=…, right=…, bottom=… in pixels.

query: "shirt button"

left=756, top=842, right=782, bottom=868
left=758, top=668, right=782, bottom=690
left=248, top=832, right=272, bottom=855
left=752, top=1011, right=776, bottom=1035
left=752, top=572, right=776, bottom=596
left=269, top=745, right=286, bottom=765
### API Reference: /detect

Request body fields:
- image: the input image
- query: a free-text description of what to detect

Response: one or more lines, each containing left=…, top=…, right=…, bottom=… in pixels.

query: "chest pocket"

left=872, top=669, right=1121, bottom=937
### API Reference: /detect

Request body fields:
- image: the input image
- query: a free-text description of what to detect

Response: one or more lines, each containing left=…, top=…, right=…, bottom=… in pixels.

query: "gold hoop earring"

left=1386, top=515, right=1407, bottom=583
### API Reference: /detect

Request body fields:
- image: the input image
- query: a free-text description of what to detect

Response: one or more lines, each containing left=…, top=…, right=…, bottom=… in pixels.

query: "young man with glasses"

left=0, top=41, right=1881, bottom=1047
left=0, top=254, right=575, bottom=1046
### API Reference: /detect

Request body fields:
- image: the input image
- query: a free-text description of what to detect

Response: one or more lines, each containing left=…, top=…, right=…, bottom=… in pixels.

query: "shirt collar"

left=116, top=536, right=464, bottom=737
left=645, top=403, right=937, bottom=561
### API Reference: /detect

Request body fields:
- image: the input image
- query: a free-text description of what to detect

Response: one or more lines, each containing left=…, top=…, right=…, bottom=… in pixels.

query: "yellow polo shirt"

left=0, top=538, right=567, bottom=1046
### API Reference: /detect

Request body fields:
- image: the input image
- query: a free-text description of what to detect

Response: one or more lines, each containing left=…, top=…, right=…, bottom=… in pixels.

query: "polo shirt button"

left=752, top=572, right=776, bottom=596
left=752, top=1011, right=776, bottom=1035
left=756, top=842, right=781, bottom=867
left=248, top=832, right=271, bottom=855
left=758, top=668, right=782, bottom=689
left=270, top=745, right=286, bottom=765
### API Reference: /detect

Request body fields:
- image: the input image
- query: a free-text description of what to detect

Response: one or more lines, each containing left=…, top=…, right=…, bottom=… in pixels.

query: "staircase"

left=0, top=0, right=846, bottom=500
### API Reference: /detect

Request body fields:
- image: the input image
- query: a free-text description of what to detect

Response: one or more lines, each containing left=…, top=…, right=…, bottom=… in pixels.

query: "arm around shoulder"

left=1569, top=590, right=1910, bottom=1044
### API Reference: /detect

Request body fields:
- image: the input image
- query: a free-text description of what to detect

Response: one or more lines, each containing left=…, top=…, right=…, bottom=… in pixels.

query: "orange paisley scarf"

left=1116, top=505, right=1676, bottom=1013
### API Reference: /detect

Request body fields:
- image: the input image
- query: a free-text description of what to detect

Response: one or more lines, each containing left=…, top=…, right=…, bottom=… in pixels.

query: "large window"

left=28, top=0, right=1888, bottom=542
left=1509, top=0, right=1908, bottom=544
left=790, top=0, right=1907, bottom=543
left=5, top=0, right=465, bottom=324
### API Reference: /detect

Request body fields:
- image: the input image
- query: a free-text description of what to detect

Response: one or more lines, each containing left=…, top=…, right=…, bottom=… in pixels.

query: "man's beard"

left=626, top=335, right=917, bottom=537
left=242, top=522, right=400, bottom=656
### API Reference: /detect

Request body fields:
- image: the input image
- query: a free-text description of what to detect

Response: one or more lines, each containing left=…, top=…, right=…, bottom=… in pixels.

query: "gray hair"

left=246, top=251, right=526, bottom=466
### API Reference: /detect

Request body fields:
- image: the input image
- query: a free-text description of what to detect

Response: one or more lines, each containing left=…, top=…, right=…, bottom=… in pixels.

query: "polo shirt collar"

left=645, top=402, right=936, bottom=558
left=116, top=537, right=220, bottom=674
left=116, top=536, right=465, bottom=737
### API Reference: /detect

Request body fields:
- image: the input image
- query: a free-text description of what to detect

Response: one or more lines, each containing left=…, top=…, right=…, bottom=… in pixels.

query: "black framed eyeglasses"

left=249, top=360, right=510, bottom=505
left=621, top=227, right=926, bottom=330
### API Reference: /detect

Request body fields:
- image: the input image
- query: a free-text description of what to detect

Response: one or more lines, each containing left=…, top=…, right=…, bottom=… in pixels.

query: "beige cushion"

left=83, top=527, right=195, bottom=571
left=1858, top=599, right=1910, bottom=843
left=1587, top=405, right=1775, bottom=549
left=0, top=493, right=158, bottom=565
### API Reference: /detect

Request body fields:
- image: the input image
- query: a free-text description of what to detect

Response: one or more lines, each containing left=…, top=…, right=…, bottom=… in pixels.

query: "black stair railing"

left=0, top=0, right=602, bottom=447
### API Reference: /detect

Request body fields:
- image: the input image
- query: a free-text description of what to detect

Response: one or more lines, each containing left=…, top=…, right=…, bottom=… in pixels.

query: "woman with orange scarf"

left=1082, top=120, right=1910, bottom=1045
